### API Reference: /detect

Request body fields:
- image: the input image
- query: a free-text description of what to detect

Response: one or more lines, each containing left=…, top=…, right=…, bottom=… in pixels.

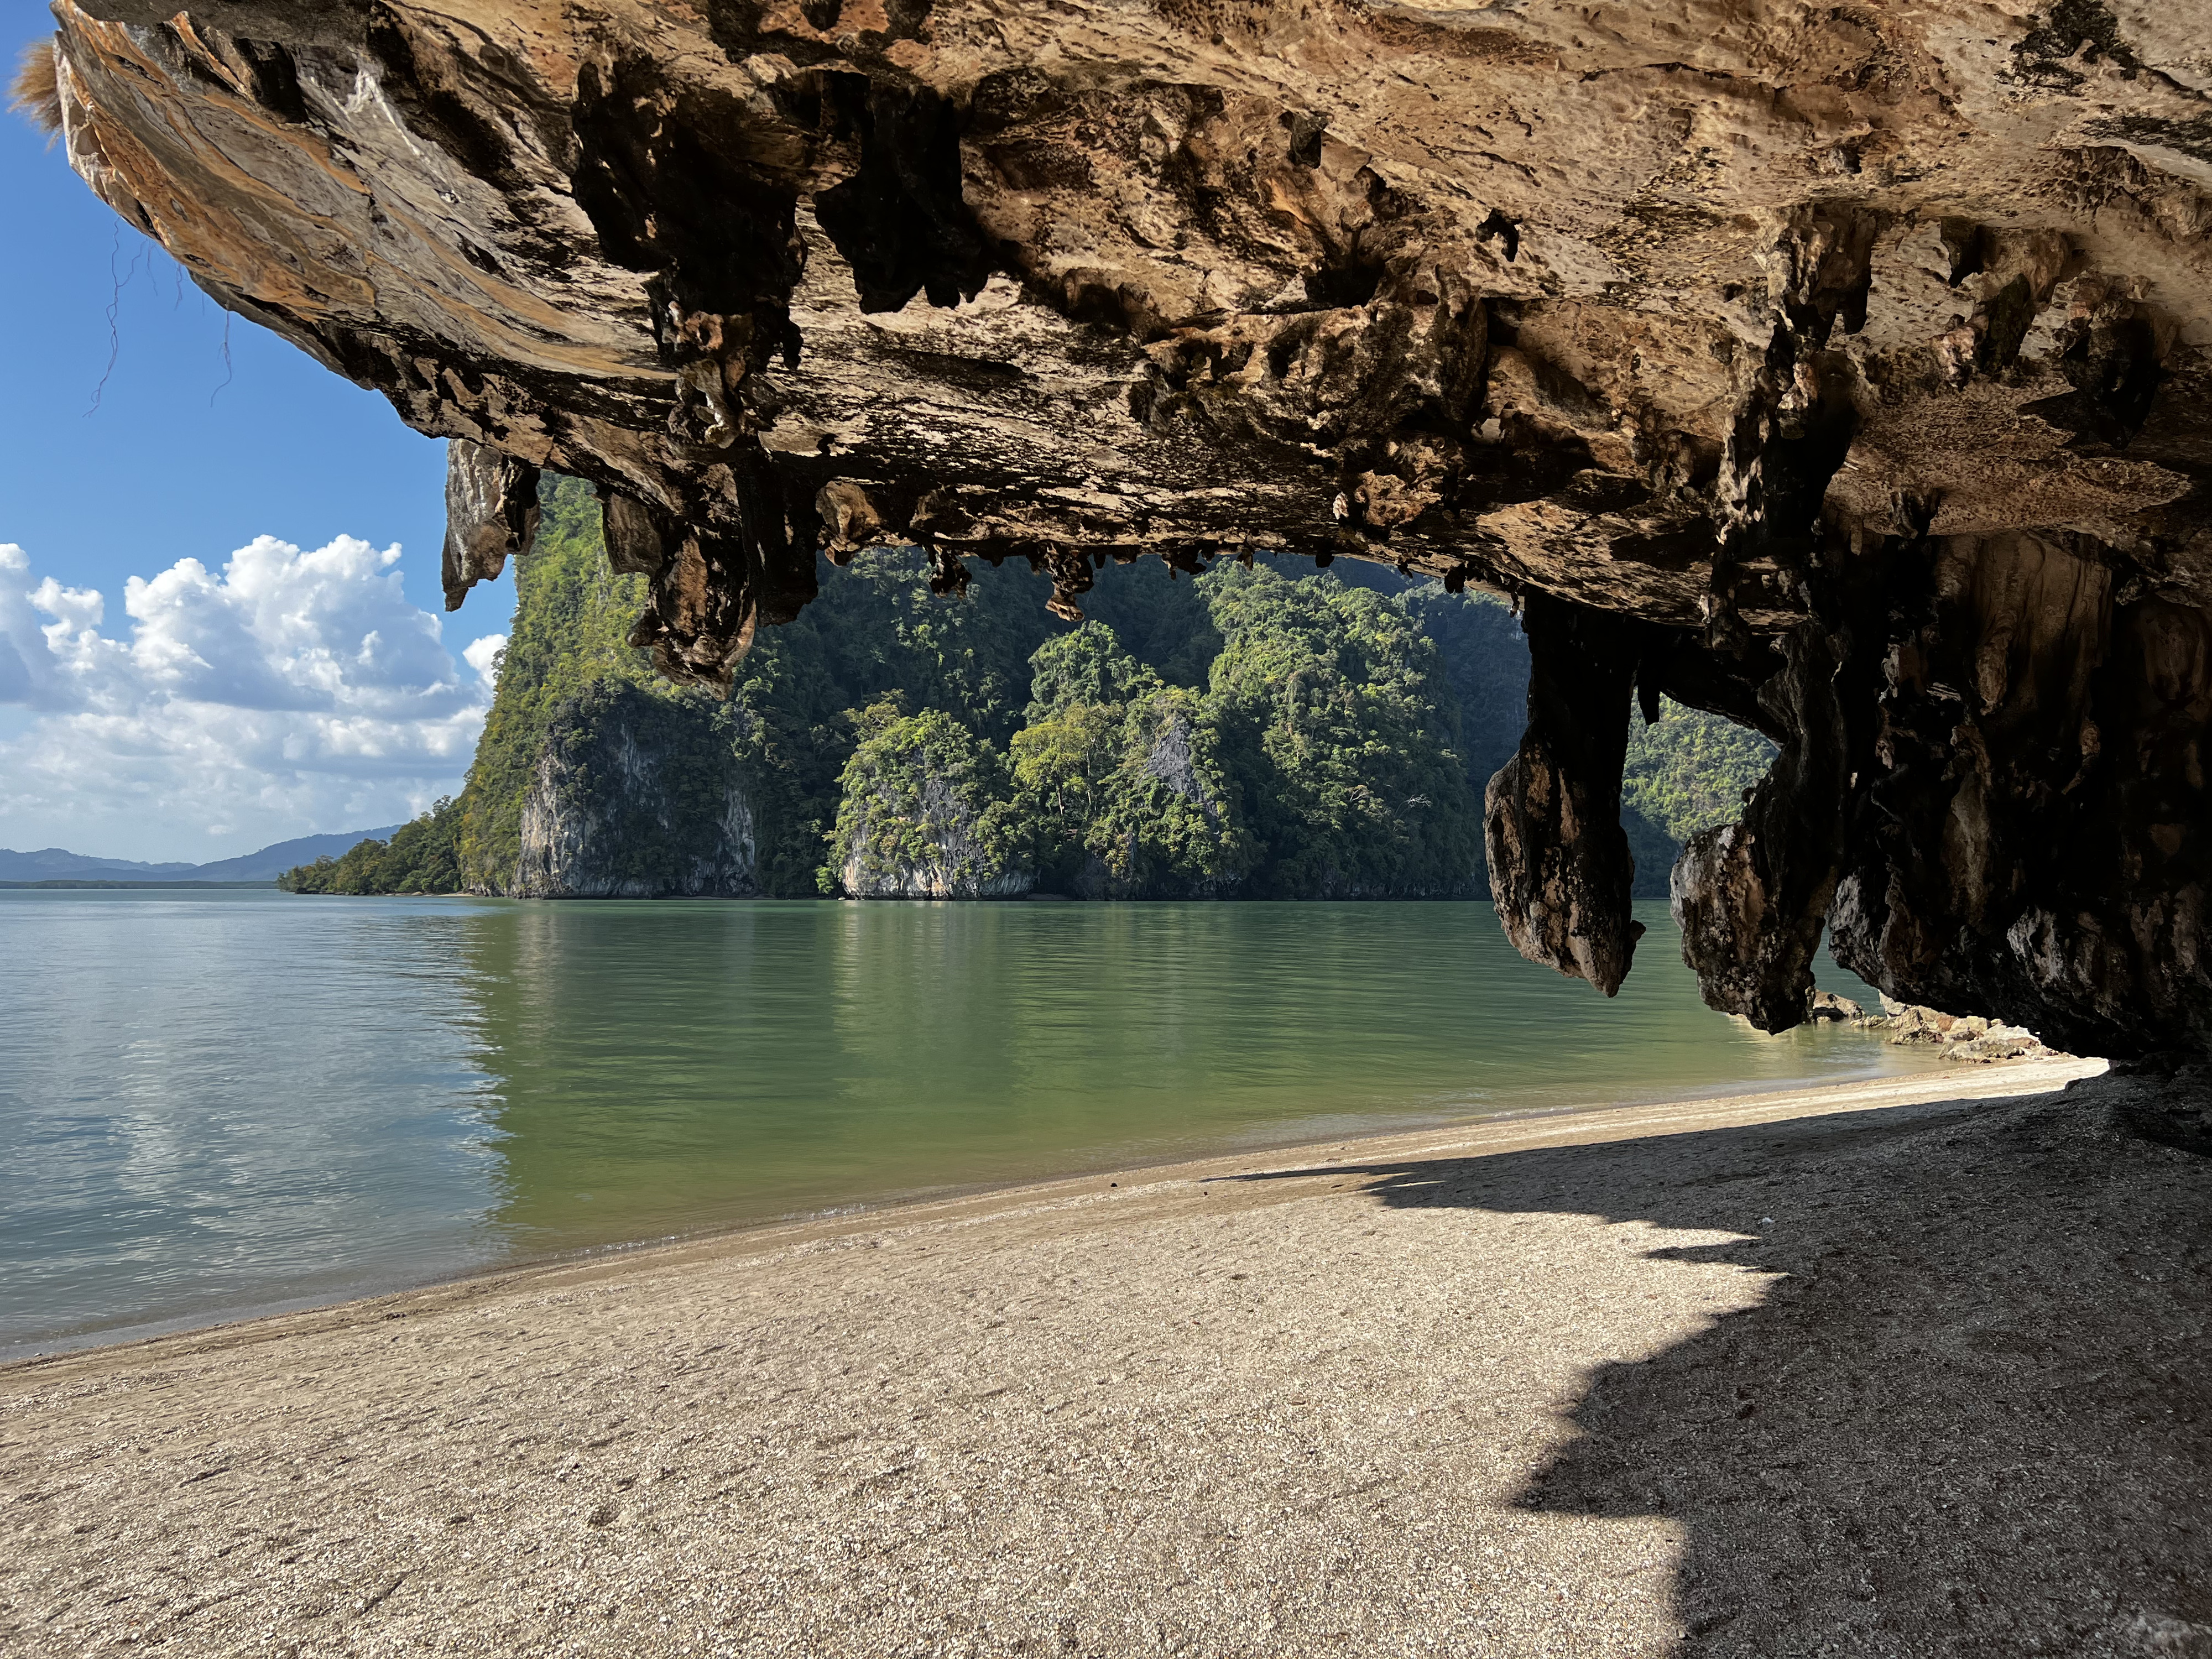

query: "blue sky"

left=2, top=14, right=515, bottom=863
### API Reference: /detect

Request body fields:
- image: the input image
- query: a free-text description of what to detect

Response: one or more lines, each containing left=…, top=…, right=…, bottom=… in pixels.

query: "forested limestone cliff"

left=286, top=480, right=1774, bottom=900
left=831, top=706, right=1032, bottom=898
left=513, top=682, right=759, bottom=898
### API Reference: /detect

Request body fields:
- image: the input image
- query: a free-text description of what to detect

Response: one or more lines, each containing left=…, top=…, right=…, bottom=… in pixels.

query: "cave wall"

left=30, top=0, right=2212, bottom=1057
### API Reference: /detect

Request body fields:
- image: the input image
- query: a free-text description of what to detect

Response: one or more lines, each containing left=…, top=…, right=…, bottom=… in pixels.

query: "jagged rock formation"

left=1874, top=1001, right=2062, bottom=1064
left=441, top=440, right=541, bottom=612
left=33, top=0, right=2212, bottom=1058
left=512, top=681, right=758, bottom=897
left=1672, top=624, right=1857, bottom=1028
left=1484, top=594, right=1647, bottom=994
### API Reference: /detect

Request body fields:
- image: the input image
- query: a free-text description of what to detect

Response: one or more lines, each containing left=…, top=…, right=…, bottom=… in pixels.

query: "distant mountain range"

left=0, top=827, right=405, bottom=886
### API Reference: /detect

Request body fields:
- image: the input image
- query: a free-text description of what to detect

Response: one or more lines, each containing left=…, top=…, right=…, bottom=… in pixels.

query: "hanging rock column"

left=1484, top=594, right=1645, bottom=996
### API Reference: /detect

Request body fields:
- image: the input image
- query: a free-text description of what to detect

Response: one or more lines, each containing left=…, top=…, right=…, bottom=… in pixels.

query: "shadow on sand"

left=1235, top=1080, right=2211, bottom=1657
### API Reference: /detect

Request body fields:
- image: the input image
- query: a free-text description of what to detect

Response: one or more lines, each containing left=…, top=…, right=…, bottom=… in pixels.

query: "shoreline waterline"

left=1, top=891, right=1960, bottom=1357
left=3, top=1057, right=2101, bottom=1372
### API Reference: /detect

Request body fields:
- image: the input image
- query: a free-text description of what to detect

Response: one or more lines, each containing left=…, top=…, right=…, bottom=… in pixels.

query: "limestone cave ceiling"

left=30, top=0, right=2212, bottom=1061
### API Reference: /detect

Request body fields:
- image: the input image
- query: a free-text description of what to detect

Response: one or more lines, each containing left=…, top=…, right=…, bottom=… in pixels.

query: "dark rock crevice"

left=1672, top=624, right=1859, bottom=1032
left=810, top=78, right=997, bottom=315
left=1829, top=538, right=2212, bottom=1061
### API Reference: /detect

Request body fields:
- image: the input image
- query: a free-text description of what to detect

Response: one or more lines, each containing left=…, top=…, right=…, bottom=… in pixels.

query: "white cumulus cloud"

left=462, top=633, right=507, bottom=682
left=0, top=537, right=508, bottom=862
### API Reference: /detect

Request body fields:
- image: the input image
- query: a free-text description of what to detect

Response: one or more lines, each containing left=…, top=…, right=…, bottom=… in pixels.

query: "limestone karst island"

left=1, top=1, right=2206, bottom=1653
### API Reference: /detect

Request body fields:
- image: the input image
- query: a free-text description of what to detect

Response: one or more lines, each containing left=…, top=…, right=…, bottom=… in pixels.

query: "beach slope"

left=4, top=1060, right=2208, bottom=1657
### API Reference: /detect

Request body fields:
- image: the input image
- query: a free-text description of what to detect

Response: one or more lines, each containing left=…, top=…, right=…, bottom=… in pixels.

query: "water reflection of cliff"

left=457, top=900, right=1247, bottom=1254
left=452, top=901, right=1945, bottom=1261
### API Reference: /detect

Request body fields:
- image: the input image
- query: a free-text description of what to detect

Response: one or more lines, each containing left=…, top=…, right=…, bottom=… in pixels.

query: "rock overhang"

left=28, top=0, right=2212, bottom=1061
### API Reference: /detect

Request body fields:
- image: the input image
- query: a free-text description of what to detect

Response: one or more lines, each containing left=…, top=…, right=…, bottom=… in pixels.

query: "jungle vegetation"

left=286, top=477, right=1774, bottom=899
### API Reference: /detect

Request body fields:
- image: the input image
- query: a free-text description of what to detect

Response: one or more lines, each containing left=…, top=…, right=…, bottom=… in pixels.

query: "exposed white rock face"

left=1139, top=711, right=1219, bottom=822
left=510, top=686, right=757, bottom=899
left=35, top=0, right=2212, bottom=1056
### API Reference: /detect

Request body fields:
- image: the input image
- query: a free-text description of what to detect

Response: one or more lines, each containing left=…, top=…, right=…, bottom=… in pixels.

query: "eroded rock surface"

left=1673, top=625, right=1858, bottom=1031
left=30, top=0, right=2212, bottom=1056
left=441, top=439, right=540, bottom=610
left=1485, top=593, right=1647, bottom=995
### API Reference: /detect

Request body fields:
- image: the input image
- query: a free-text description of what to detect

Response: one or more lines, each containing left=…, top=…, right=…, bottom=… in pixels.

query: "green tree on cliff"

left=456, top=478, right=659, bottom=888
left=280, top=797, right=464, bottom=895
left=825, top=700, right=1029, bottom=896
left=1010, top=625, right=1254, bottom=896
left=1201, top=564, right=1483, bottom=898
left=1620, top=698, right=1776, bottom=846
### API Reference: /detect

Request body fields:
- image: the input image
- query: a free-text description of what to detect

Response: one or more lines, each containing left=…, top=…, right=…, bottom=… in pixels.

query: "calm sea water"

left=0, top=890, right=1939, bottom=1358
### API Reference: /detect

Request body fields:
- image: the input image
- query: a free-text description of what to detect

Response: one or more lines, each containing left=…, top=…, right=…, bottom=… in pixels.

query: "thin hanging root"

left=87, top=225, right=131, bottom=416
left=212, top=311, right=233, bottom=405
left=11, top=40, right=61, bottom=143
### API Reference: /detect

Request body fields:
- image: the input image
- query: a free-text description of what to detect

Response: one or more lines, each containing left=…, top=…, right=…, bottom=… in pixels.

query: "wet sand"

left=6, top=1056, right=2209, bottom=1658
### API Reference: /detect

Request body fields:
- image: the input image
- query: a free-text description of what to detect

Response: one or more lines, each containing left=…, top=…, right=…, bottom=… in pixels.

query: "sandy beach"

left=4, top=1057, right=2208, bottom=1658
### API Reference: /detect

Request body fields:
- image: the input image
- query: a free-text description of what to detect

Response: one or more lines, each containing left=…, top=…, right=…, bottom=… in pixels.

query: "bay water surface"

left=0, top=890, right=1941, bottom=1358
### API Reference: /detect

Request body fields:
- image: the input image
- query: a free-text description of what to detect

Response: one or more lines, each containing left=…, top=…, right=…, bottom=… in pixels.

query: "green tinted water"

left=0, top=891, right=1937, bottom=1356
